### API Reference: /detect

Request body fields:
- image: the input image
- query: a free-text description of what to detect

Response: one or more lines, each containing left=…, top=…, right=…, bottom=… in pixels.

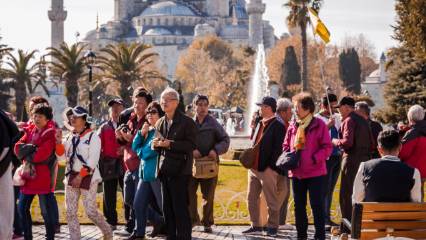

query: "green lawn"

left=30, top=160, right=342, bottom=225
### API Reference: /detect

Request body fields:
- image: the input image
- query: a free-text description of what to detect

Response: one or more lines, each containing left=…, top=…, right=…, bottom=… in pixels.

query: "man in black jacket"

left=242, top=97, right=285, bottom=237
left=153, top=88, right=197, bottom=240
left=0, top=109, right=20, bottom=239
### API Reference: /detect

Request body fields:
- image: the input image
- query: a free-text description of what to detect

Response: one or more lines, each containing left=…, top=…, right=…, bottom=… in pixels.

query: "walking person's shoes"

left=266, top=227, right=278, bottom=237
left=279, top=223, right=295, bottom=230
left=55, top=224, right=61, bottom=233
left=114, top=227, right=132, bottom=237
left=149, top=222, right=167, bottom=238
left=241, top=226, right=263, bottom=234
left=12, top=233, right=24, bottom=240
left=127, top=234, right=145, bottom=240
left=203, top=226, right=213, bottom=233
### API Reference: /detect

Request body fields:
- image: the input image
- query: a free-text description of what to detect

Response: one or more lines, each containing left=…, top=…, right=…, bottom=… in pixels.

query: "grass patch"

left=30, top=160, right=342, bottom=225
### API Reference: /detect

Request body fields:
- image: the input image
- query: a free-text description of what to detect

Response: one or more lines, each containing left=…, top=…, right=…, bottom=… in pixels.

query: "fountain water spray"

left=245, top=44, right=270, bottom=135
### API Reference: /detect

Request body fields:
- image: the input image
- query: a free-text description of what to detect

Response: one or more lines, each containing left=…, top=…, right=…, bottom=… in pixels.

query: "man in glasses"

left=188, top=95, right=230, bottom=233
left=315, top=94, right=342, bottom=230
left=153, top=88, right=197, bottom=240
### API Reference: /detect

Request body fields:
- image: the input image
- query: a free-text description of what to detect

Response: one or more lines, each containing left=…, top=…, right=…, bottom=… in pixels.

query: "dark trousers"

left=103, top=175, right=124, bottom=226
left=124, top=170, right=139, bottom=232
left=188, top=176, right=218, bottom=227
left=161, top=175, right=192, bottom=240
left=13, top=186, right=23, bottom=235
left=134, top=180, right=164, bottom=236
left=19, top=193, right=55, bottom=240
left=293, top=175, right=326, bottom=240
left=324, top=155, right=341, bottom=224
left=339, top=158, right=362, bottom=222
left=47, top=192, right=60, bottom=227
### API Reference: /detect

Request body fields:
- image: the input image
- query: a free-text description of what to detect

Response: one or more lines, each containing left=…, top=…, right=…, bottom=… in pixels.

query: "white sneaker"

left=113, top=228, right=132, bottom=236
left=279, top=224, right=295, bottom=230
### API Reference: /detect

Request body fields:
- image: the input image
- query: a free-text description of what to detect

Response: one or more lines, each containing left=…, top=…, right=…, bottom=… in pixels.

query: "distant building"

left=82, top=0, right=276, bottom=79
left=361, top=53, right=387, bottom=112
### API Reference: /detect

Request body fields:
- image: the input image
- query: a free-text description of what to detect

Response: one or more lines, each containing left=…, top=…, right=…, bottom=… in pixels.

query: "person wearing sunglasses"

left=131, top=101, right=166, bottom=240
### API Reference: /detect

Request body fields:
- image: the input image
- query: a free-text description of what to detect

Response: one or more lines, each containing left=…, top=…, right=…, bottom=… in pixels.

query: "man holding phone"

left=153, top=88, right=197, bottom=240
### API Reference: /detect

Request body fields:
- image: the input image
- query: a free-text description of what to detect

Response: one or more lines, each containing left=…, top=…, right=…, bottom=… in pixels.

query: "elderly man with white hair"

left=400, top=104, right=426, bottom=201
left=275, top=98, right=294, bottom=229
left=153, top=87, right=197, bottom=239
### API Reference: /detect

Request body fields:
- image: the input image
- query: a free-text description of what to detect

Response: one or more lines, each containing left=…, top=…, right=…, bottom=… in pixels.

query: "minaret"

left=246, top=0, right=265, bottom=48
left=48, top=0, right=67, bottom=49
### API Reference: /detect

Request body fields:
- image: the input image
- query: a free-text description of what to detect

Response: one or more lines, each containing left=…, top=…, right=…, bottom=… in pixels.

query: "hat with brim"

left=71, top=106, right=89, bottom=118
left=256, top=96, right=277, bottom=112
left=108, top=98, right=125, bottom=107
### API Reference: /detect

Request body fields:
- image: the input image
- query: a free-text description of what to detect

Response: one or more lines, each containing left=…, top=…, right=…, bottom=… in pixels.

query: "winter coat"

left=132, top=129, right=158, bottom=182
left=283, top=117, right=333, bottom=179
left=400, top=120, right=426, bottom=179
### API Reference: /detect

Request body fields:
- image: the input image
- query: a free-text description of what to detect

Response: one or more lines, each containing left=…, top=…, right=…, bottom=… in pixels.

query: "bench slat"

left=362, top=203, right=426, bottom=212
left=363, top=212, right=426, bottom=220
left=362, top=221, right=426, bottom=230
left=361, top=230, right=426, bottom=240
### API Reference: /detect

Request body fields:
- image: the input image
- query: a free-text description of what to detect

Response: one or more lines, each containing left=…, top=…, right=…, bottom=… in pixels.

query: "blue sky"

left=0, top=0, right=396, bottom=59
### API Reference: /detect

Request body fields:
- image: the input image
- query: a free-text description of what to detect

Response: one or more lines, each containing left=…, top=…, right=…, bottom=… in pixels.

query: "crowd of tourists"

left=0, top=87, right=425, bottom=240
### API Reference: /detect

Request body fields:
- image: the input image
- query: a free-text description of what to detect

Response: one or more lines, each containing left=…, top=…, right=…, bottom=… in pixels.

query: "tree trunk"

left=15, top=84, right=27, bottom=122
left=120, top=78, right=132, bottom=106
left=300, top=23, right=309, bottom=91
left=65, top=77, right=79, bottom=107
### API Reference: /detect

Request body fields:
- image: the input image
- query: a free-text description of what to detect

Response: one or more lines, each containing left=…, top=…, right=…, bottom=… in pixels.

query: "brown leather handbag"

left=67, top=171, right=93, bottom=190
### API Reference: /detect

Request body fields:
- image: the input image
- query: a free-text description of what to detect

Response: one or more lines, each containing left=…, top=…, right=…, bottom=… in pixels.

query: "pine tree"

left=374, top=0, right=426, bottom=123
left=339, top=48, right=361, bottom=94
left=281, top=46, right=301, bottom=89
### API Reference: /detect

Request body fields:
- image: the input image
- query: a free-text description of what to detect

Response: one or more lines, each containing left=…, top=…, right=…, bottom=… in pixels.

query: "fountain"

left=226, top=44, right=272, bottom=158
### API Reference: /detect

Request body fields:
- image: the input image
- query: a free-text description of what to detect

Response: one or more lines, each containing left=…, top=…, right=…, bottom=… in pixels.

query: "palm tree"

left=0, top=43, right=13, bottom=110
left=284, top=0, right=323, bottom=91
left=98, top=42, right=161, bottom=104
left=2, top=50, right=47, bottom=121
left=48, top=42, right=86, bottom=107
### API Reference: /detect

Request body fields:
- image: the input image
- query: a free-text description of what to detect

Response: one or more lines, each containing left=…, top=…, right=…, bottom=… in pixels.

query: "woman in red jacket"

left=400, top=105, right=426, bottom=201
left=14, top=104, right=57, bottom=240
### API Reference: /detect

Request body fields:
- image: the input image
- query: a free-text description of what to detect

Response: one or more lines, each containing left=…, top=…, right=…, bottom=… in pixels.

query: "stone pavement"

left=32, top=224, right=330, bottom=239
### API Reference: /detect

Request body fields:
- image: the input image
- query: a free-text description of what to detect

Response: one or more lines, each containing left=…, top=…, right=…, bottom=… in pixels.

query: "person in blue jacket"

left=131, top=101, right=165, bottom=240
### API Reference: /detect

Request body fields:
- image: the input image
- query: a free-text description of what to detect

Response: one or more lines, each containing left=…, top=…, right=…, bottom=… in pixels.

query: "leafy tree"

left=176, top=36, right=253, bottom=108
left=375, top=0, right=426, bottom=123
left=0, top=38, right=13, bottom=110
left=48, top=42, right=87, bottom=107
left=281, top=45, right=301, bottom=88
left=2, top=50, right=47, bottom=121
left=339, top=48, right=361, bottom=94
left=284, top=0, right=323, bottom=91
left=98, top=42, right=160, bottom=105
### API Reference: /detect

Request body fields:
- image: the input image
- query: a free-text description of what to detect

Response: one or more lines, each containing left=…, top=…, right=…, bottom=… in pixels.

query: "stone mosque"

left=81, top=0, right=276, bottom=79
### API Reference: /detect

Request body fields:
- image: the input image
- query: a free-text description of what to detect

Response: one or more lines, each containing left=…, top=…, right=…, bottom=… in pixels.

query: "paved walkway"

left=32, top=225, right=330, bottom=239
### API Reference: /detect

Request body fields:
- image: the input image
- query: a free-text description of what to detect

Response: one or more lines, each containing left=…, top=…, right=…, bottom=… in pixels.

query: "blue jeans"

left=14, top=186, right=23, bottom=235
left=18, top=193, right=55, bottom=240
left=47, top=192, right=60, bottom=227
left=293, top=175, right=326, bottom=240
left=124, top=170, right=139, bottom=232
left=134, top=179, right=164, bottom=236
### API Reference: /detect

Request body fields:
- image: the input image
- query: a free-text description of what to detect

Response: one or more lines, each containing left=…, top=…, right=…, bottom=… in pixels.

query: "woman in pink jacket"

left=282, top=93, right=332, bottom=240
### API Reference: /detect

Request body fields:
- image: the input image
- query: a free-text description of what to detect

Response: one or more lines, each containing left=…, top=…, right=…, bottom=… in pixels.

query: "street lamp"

left=84, top=50, right=96, bottom=116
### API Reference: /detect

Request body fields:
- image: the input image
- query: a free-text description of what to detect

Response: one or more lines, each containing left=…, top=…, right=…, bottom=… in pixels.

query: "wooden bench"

left=341, top=202, right=426, bottom=239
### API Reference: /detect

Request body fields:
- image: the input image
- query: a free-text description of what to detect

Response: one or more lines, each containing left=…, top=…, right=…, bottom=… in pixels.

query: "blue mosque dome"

left=140, top=1, right=197, bottom=17
left=144, top=28, right=173, bottom=36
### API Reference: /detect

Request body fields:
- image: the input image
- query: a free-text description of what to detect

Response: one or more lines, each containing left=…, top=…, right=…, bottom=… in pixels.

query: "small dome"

left=368, top=69, right=380, bottom=78
left=140, top=1, right=196, bottom=17
left=144, top=28, right=173, bottom=36
left=220, top=25, right=248, bottom=39
left=194, top=23, right=216, bottom=37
